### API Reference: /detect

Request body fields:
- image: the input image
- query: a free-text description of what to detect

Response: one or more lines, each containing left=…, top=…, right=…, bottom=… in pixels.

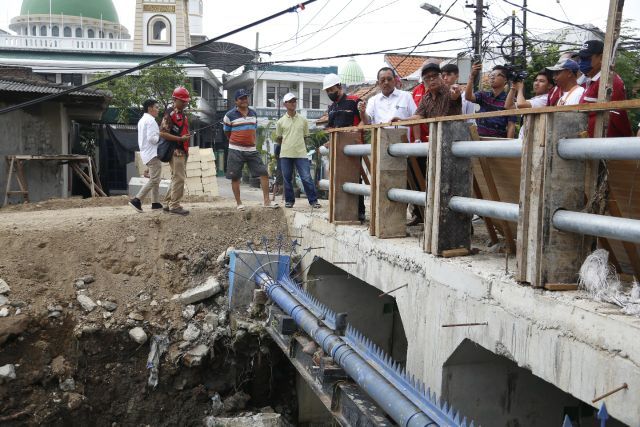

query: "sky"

left=1, top=0, right=639, bottom=80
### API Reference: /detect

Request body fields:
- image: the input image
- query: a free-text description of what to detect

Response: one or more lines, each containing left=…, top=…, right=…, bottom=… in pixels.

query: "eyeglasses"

left=423, top=74, right=441, bottom=81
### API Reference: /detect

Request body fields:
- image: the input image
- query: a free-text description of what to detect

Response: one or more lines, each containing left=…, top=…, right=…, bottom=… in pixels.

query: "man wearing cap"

left=546, top=59, right=585, bottom=106
left=465, top=64, right=517, bottom=138
left=276, top=93, right=321, bottom=209
left=161, top=87, right=192, bottom=216
left=223, top=89, right=278, bottom=210
left=578, top=40, right=632, bottom=137
left=323, top=73, right=367, bottom=221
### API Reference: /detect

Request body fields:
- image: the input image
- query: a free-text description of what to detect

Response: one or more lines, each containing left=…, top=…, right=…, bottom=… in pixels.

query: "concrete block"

left=202, top=176, right=216, bottom=185
left=228, top=250, right=290, bottom=310
left=77, top=295, right=96, bottom=312
left=128, top=327, right=148, bottom=344
left=127, top=177, right=171, bottom=198
left=0, top=364, right=16, bottom=381
left=183, top=344, right=210, bottom=367
left=201, top=168, right=216, bottom=178
left=134, top=152, right=146, bottom=176
left=199, top=148, right=215, bottom=160
left=186, top=163, right=202, bottom=173
left=178, top=277, right=223, bottom=305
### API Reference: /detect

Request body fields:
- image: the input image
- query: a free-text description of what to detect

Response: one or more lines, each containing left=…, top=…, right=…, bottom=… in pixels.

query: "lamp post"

left=421, top=2, right=479, bottom=89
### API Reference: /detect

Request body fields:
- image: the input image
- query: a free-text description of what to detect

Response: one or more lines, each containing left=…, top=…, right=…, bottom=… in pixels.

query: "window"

left=52, top=26, right=59, bottom=37
left=87, top=29, right=95, bottom=38
left=61, top=74, right=83, bottom=86
left=191, top=78, right=202, bottom=97
left=40, top=26, right=47, bottom=36
left=147, top=15, right=171, bottom=45
left=64, top=26, right=72, bottom=37
left=266, top=86, right=276, bottom=107
left=303, top=88, right=321, bottom=109
left=37, top=73, right=57, bottom=83
left=31, top=26, right=37, bottom=36
left=99, top=31, right=105, bottom=38
left=108, top=33, right=114, bottom=39
left=278, top=87, right=289, bottom=107
left=75, top=28, right=82, bottom=38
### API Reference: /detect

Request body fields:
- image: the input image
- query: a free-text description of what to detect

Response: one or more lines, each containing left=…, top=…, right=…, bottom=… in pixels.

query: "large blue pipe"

left=255, top=271, right=436, bottom=427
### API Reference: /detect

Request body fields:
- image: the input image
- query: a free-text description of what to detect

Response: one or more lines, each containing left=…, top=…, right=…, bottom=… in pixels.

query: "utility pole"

left=253, top=32, right=259, bottom=108
left=511, top=10, right=516, bottom=64
left=466, top=0, right=485, bottom=90
left=522, top=0, right=527, bottom=66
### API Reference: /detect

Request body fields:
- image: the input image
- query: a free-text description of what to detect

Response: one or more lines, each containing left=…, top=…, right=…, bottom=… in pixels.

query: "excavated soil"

left=0, top=198, right=299, bottom=426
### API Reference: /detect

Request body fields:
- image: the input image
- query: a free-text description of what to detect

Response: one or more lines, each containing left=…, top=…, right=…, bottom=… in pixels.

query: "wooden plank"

left=539, top=112, right=593, bottom=286
left=3, top=156, right=15, bottom=207
left=325, top=99, right=640, bottom=132
left=409, top=157, right=426, bottom=190
left=374, top=128, right=407, bottom=239
left=369, top=129, right=378, bottom=236
left=442, top=248, right=470, bottom=258
left=544, top=283, right=579, bottom=291
left=607, top=192, right=640, bottom=278
left=473, top=177, right=499, bottom=245
left=330, top=132, right=362, bottom=223
left=430, top=121, right=472, bottom=255
left=424, top=123, right=438, bottom=253
left=328, top=132, right=337, bottom=222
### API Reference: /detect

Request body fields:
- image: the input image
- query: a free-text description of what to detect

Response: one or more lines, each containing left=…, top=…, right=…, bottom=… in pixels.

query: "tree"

left=96, top=59, right=196, bottom=123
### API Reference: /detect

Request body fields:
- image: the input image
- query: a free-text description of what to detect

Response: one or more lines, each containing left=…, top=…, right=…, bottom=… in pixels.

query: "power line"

left=268, top=0, right=333, bottom=53
left=0, top=1, right=318, bottom=115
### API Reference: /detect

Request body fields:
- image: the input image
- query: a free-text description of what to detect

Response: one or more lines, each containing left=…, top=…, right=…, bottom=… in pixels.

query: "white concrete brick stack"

left=135, top=147, right=219, bottom=197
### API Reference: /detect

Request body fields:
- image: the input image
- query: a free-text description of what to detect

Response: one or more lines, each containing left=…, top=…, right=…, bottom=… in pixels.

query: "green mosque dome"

left=20, top=0, right=120, bottom=23
left=339, top=58, right=365, bottom=86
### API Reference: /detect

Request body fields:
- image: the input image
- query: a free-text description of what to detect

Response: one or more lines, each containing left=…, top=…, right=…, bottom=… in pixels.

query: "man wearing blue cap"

left=546, top=59, right=584, bottom=106
left=223, top=89, right=278, bottom=210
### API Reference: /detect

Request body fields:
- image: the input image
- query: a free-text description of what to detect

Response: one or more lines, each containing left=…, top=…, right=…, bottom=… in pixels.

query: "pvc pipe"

left=388, top=189, right=427, bottom=206
left=451, top=139, right=522, bottom=158
left=318, top=179, right=330, bottom=190
left=344, top=144, right=372, bottom=156
left=558, top=137, right=640, bottom=160
left=342, top=182, right=371, bottom=197
left=553, top=210, right=640, bottom=244
left=449, top=196, right=519, bottom=222
left=388, top=143, right=429, bottom=157
left=255, top=273, right=436, bottom=427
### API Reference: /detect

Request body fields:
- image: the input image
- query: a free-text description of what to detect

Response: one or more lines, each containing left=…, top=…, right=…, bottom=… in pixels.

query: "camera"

left=503, top=64, right=528, bottom=82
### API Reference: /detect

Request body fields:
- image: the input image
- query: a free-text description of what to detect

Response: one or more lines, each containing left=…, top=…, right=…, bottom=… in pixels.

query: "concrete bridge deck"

left=286, top=209, right=639, bottom=426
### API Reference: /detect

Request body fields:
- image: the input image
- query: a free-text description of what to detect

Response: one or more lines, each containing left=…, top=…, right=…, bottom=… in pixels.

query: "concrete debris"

left=129, top=327, right=148, bottom=344
left=51, top=355, right=68, bottom=378
left=128, top=312, right=144, bottom=322
left=203, top=414, right=283, bottom=427
left=66, top=392, right=84, bottom=411
left=0, top=364, right=16, bottom=382
left=78, top=275, right=95, bottom=284
left=204, top=313, right=219, bottom=329
left=0, top=278, right=10, bottom=294
left=0, top=295, right=8, bottom=306
left=222, top=391, right=251, bottom=413
left=126, top=236, right=136, bottom=243
left=183, top=344, right=209, bottom=367
left=77, top=295, right=97, bottom=312
left=218, top=311, right=228, bottom=326
left=48, top=311, right=62, bottom=319
left=0, top=315, right=30, bottom=345
left=178, top=277, right=222, bottom=305
left=183, top=323, right=200, bottom=341
left=182, top=305, right=196, bottom=320
left=0, top=308, right=8, bottom=317
left=216, top=247, right=235, bottom=266
left=48, top=304, right=63, bottom=313
left=59, top=377, right=76, bottom=391
left=74, top=280, right=87, bottom=290
left=210, top=392, right=223, bottom=416
left=253, top=289, right=268, bottom=305
left=101, top=301, right=118, bottom=312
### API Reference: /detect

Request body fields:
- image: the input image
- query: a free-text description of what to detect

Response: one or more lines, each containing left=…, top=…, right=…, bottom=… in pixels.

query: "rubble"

left=182, top=304, right=196, bottom=320
left=183, top=344, right=210, bottom=367
left=128, top=312, right=144, bottom=321
left=101, top=300, right=118, bottom=312
left=0, top=363, right=16, bottom=382
left=126, top=236, right=136, bottom=243
left=59, top=378, right=76, bottom=391
left=0, top=307, right=8, bottom=317
left=177, top=276, right=223, bottom=305
left=183, top=323, right=201, bottom=341
left=0, top=295, right=8, bottom=306
left=77, top=295, right=97, bottom=312
left=203, top=413, right=283, bottom=427
left=0, top=315, right=30, bottom=345
left=0, top=278, right=10, bottom=294
left=129, top=327, right=148, bottom=344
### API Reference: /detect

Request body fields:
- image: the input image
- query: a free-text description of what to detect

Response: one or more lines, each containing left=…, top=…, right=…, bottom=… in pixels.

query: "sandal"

left=236, top=204, right=246, bottom=211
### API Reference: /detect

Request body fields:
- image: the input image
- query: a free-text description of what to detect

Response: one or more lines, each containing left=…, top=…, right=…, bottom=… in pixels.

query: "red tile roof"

left=384, top=54, right=449, bottom=78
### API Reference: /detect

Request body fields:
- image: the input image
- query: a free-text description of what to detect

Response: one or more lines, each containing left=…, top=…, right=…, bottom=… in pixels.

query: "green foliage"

left=96, top=59, right=196, bottom=124
left=522, top=43, right=561, bottom=99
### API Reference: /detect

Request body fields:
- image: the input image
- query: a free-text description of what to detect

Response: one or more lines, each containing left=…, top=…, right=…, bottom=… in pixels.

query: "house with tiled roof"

left=384, top=53, right=451, bottom=79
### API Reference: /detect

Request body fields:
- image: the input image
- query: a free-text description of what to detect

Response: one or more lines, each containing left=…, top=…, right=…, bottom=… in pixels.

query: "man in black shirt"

left=323, top=73, right=366, bottom=221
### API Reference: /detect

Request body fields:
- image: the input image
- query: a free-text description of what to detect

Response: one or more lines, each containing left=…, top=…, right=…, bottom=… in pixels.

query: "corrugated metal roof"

left=0, top=78, right=108, bottom=98
left=0, top=48, right=195, bottom=65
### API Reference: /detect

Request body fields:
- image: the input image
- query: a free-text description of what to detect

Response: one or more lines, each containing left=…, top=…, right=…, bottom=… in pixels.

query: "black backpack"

left=157, top=108, right=186, bottom=163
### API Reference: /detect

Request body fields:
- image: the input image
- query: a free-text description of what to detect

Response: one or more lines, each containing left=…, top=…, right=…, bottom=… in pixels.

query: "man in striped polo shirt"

left=223, top=89, right=278, bottom=210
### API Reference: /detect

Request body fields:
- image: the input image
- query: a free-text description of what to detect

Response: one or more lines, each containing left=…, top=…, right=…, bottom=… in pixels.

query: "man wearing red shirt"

left=578, top=40, right=632, bottom=137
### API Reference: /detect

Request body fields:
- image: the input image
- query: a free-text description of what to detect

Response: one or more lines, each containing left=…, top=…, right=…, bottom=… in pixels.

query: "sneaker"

left=310, top=202, right=322, bottom=209
left=128, top=198, right=143, bottom=213
left=168, top=207, right=190, bottom=216
left=151, top=203, right=163, bottom=210
left=285, top=202, right=294, bottom=208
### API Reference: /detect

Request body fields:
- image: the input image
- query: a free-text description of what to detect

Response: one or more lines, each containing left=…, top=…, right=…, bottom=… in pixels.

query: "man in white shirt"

left=359, top=67, right=417, bottom=127
left=129, top=99, right=162, bottom=213
left=546, top=59, right=584, bottom=106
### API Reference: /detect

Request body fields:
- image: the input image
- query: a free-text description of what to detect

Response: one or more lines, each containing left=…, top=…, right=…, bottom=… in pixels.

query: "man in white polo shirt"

left=360, top=67, right=417, bottom=127
left=129, top=99, right=162, bottom=213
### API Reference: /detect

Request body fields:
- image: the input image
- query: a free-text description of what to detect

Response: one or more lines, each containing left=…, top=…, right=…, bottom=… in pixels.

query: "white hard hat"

left=322, top=73, right=341, bottom=90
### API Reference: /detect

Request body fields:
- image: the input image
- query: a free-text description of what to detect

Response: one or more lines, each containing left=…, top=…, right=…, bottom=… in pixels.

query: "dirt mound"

left=0, top=202, right=297, bottom=425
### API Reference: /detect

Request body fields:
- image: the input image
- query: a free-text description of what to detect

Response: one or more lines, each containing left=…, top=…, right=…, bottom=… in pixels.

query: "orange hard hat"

left=172, top=86, right=190, bottom=102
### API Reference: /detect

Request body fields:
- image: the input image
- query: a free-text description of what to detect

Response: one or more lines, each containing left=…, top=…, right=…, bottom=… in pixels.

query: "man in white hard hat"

left=323, top=73, right=366, bottom=222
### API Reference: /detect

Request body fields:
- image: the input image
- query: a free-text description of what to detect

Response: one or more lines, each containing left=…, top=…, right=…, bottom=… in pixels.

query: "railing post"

left=329, top=131, right=362, bottom=223
left=372, top=128, right=409, bottom=238
left=516, top=112, right=592, bottom=287
left=426, top=121, right=472, bottom=255
left=424, top=122, right=437, bottom=253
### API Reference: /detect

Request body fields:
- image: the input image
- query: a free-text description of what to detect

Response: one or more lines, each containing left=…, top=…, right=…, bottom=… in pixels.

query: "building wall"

left=0, top=102, right=69, bottom=203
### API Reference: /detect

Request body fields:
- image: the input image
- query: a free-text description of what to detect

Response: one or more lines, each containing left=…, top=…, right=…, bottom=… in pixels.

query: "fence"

left=319, top=99, right=640, bottom=288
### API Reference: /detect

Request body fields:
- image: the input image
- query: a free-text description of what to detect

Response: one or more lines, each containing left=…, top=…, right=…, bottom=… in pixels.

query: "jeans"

left=280, top=157, right=318, bottom=205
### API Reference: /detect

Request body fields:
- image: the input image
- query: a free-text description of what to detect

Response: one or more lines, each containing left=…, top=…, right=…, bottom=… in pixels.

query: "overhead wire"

left=268, top=0, right=332, bottom=53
